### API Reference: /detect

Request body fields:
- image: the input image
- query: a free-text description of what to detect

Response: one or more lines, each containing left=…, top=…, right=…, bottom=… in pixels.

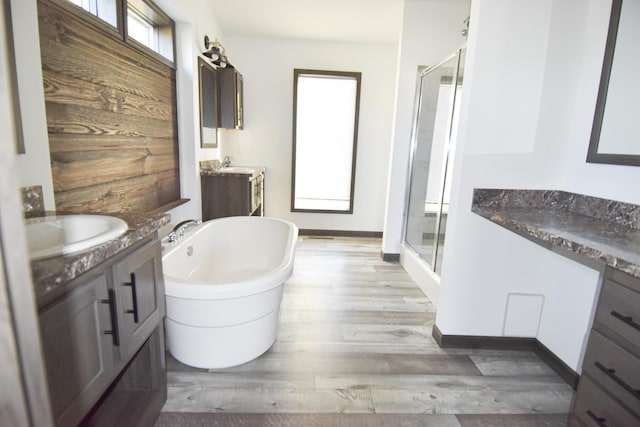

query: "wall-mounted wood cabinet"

left=198, top=61, right=243, bottom=132
left=217, top=67, right=243, bottom=129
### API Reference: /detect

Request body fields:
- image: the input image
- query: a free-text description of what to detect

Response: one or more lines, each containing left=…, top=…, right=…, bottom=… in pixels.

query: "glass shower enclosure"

left=403, top=48, right=465, bottom=275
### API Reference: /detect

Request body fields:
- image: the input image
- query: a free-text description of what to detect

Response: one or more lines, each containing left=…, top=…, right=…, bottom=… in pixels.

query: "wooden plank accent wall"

left=38, top=0, right=180, bottom=214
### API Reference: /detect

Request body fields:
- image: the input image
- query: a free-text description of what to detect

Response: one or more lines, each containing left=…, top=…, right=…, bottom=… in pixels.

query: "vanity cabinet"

left=201, top=170, right=264, bottom=220
left=571, top=267, right=640, bottom=426
left=39, top=237, right=166, bottom=427
left=217, top=67, right=243, bottom=129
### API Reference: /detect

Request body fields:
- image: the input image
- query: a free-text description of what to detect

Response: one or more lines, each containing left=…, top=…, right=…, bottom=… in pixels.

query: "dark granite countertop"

left=472, top=189, right=640, bottom=279
left=30, top=211, right=170, bottom=307
left=199, top=162, right=265, bottom=178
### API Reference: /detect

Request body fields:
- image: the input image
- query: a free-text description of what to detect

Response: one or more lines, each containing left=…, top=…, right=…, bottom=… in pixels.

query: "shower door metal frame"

left=402, top=47, right=464, bottom=273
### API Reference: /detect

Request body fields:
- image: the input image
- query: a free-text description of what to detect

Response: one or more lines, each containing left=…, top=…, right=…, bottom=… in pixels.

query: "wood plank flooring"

left=157, top=236, right=573, bottom=426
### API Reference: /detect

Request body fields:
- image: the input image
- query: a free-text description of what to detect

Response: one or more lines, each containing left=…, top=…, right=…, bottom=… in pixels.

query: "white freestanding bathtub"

left=161, top=216, right=298, bottom=369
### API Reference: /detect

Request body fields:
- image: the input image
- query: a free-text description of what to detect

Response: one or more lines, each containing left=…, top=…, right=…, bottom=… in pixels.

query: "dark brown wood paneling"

left=38, top=0, right=180, bottom=213
left=43, top=70, right=175, bottom=121
left=54, top=170, right=179, bottom=213
left=47, top=134, right=176, bottom=155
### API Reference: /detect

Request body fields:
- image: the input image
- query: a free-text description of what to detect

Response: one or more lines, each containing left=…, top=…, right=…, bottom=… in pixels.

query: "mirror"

left=5, top=1, right=25, bottom=154
left=198, top=57, right=218, bottom=148
left=587, top=0, right=640, bottom=165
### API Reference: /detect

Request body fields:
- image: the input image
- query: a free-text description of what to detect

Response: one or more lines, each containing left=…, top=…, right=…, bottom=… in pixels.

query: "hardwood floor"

left=157, top=236, right=573, bottom=426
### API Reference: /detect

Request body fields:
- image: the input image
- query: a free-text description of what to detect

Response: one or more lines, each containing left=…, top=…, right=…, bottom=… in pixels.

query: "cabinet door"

left=113, top=239, right=165, bottom=360
left=39, top=274, right=115, bottom=427
left=218, top=68, right=243, bottom=129
left=201, top=174, right=251, bottom=219
left=199, top=57, right=219, bottom=128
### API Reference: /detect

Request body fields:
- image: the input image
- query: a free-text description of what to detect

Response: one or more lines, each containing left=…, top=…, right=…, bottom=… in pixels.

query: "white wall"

left=433, top=0, right=640, bottom=371
left=218, top=36, right=397, bottom=232
left=382, top=0, right=470, bottom=254
left=11, top=0, right=55, bottom=210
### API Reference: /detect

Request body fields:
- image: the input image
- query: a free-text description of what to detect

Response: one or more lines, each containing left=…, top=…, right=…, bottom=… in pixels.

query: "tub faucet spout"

left=172, top=219, right=202, bottom=237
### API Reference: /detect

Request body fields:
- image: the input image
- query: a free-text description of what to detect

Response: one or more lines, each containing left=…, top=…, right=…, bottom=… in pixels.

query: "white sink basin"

left=25, top=215, right=128, bottom=260
left=220, top=167, right=258, bottom=176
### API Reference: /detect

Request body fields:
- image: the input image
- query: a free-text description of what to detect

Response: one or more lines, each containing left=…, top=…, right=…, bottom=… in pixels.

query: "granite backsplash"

left=21, top=185, right=45, bottom=217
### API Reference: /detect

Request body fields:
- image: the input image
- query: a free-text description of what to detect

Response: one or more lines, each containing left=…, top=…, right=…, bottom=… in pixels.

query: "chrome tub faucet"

left=168, top=219, right=202, bottom=242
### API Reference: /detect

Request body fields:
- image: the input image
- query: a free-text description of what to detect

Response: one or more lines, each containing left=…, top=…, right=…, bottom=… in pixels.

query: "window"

left=127, top=8, right=155, bottom=50
left=126, top=0, right=174, bottom=63
left=291, top=70, right=361, bottom=213
left=67, top=0, right=118, bottom=27
left=65, top=0, right=174, bottom=65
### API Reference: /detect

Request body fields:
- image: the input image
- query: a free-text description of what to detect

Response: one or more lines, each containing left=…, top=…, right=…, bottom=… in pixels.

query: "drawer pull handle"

left=123, top=273, right=139, bottom=323
left=595, top=361, right=640, bottom=401
left=610, top=310, right=640, bottom=331
left=586, top=410, right=607, bottom=426
left=100, top=289, right=120, bottom=346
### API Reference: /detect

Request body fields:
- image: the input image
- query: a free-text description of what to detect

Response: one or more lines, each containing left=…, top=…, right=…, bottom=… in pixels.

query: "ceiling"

left=207, top=0, right=405, bottom=44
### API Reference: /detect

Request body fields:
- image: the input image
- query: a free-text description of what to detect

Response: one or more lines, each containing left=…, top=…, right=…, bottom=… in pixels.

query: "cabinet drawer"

left=573, top=375, right=640, bottom=426
left=583, top=330, right=640, bottom=414
left=595, top=278, right=640, bottom=347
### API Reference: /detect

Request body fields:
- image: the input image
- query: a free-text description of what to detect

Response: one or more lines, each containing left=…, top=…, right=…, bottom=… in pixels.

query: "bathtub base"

left=166, top=307, right=280, bottom=369
left=162, top=216, right=298, bottom=370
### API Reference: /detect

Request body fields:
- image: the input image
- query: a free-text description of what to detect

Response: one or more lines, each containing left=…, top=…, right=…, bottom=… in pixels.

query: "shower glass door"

left=404, top=48, right=465, bottom=275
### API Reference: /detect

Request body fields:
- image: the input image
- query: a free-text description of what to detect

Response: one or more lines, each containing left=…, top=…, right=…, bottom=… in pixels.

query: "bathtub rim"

left=161, top=216, right=298, bottom=300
